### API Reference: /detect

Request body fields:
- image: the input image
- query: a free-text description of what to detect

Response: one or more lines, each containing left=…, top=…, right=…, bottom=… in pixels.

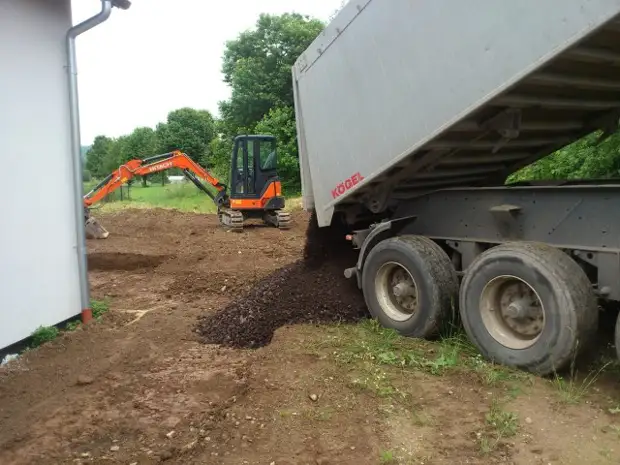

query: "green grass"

left=28, top=299, right=110, bottom=349
left=331, top=319, right=510, bottom=379
left=479, top=398, right=519, bottom=454
left=91, top=299, right=110, bottom=320
left=551, top=362, right=610, bottom=404
left=87, top=183, right=218, bottom=214
left=83, top=179, right=99, bottom=193
left=65, top=320, right=82, bottom=331
left=84, top=180, right=303, bottom=215
left=485, top=399, right=519, bottom=437
left=84, top=181, right=301, bottom=214
left=348, top=366, right=406, bottom=399
left=128, top=183, right=217, bottom=213
left=331, top=319, right=427, bottom=369
left=30, top=326, right=59, bottom=348
left=379, top=450, right=397, bottom=464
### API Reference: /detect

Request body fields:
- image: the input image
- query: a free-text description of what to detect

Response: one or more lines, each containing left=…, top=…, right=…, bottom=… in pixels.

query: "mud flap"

left=85, top=216, right=110, bottom=239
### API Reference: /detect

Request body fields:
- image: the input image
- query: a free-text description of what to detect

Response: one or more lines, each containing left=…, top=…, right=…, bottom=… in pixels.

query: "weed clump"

left=92, top=300, right=109, bottom=320
left=30, top=326, right=59, bottom=348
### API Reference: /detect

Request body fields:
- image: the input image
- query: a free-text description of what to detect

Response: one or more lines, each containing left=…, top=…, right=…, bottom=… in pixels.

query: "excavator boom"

left=84, top=151, right=228, bottom=208
left=83, top=151, right=236, bottom=239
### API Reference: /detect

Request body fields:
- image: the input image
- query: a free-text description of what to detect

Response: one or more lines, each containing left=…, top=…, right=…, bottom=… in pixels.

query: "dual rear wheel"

left=362, top=235, right=598, bottom=375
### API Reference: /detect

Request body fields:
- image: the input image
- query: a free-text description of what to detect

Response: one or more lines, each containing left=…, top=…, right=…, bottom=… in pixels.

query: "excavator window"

left=233, top=141, right=245, bottom=195
left=259, top=138, right=277, bottom=171
left=230, top=135, right=278, bottom=200
left=247, top=142, right=256, bottom=195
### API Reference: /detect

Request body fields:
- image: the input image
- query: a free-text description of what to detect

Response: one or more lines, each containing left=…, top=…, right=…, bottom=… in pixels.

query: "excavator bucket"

left=85, top=216, right=110, bottom=240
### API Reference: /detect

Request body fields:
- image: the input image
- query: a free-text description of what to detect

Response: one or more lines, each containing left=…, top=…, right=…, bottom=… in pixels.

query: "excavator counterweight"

left=83, top=135, right=290, bottom=237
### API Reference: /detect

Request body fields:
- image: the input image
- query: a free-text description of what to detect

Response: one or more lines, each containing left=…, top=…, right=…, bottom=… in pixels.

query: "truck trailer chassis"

left=343, top=183, right=620, bottom=375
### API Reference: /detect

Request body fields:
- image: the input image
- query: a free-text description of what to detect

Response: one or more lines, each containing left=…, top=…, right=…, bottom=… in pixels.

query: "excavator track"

left=218, top=208, right=244, bottom=232
left=275, top=210, right=292, bottom=230
left=263, top=209, right=292, bottom=229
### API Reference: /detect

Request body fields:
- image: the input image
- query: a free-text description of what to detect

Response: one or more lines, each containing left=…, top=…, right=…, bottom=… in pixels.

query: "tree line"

left=508, top=129, right=620, bottom=182
left=85, top=13, right=324, bottom=193
left=86, top=12, right=620, bottom=194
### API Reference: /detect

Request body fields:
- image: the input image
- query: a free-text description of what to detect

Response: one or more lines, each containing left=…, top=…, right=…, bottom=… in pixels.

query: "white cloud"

left=71, top=0, right=344, bottom=144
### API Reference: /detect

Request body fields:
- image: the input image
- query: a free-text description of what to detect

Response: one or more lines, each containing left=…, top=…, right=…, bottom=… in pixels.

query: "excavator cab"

left=231, top=135, right=282, bottom=204
left=228, top=135, right=289, bottom=229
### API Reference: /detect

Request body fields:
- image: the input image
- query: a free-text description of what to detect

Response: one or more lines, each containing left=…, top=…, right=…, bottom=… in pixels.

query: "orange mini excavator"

left=83, top=135, right=291, bottom=238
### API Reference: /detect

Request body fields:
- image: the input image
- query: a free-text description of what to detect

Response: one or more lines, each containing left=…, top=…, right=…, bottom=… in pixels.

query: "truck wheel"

left=459, top=242, right=597, bottom=375
left=362, top=235, right=458, bottom=338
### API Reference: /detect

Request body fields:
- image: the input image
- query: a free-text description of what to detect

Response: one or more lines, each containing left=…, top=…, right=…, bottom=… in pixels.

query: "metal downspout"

left=66, top=1, right=113, bottom=323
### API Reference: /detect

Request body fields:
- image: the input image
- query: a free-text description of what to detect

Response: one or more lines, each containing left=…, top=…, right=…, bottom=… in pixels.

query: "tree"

left=508, top=129, right=620, bottom=183
left=123, top=127, right=158, bottom=159
left=103, top=135, right=129, bottom=174
left=156, top=108, right=216, bottom=164
left=83, top=12, right=326, bottom=193
left=217, top=13, right=324, bottom=191
left=120, top=127, right=160, bottom=186
left=85, top=135, right=113, bottom=179
left=208, top=136, right=234, bottom=183
left=254, top=106, right=300, bottom=191
left=219, top=13, right=324, bottom=133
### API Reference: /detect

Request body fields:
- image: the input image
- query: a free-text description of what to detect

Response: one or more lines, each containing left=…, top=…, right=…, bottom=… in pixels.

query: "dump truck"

left=293, top=0, right=620, bottom=375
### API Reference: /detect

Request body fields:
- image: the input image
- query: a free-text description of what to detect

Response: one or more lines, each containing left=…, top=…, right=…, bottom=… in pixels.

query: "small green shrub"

left=30, top=326, right=59, bottom=347
left=66, top=320, right=81, bottom=331
left=91, top=300, right=109, bottom=320
left=379, top=450, right=396, bottom=464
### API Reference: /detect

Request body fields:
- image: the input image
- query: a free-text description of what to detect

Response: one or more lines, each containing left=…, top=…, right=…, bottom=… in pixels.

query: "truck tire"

left=459, top=242, right=597, bottom=376
left=362, top=235, right=458, bottom=338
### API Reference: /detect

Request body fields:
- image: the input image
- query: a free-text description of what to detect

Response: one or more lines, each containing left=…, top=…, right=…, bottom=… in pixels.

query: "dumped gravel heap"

left=197, top=213, right=367, bottom=348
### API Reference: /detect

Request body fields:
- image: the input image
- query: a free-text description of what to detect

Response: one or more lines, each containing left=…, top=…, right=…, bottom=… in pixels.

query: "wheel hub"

left=480, top=276, right=545, bottom=349
left=375, top=262, right=419, bottom=321
left=392, top=282, right=415, bottom=298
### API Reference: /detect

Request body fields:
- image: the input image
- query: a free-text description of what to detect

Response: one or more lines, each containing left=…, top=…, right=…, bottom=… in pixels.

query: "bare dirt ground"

left=1, top=209, right=620, bottom=465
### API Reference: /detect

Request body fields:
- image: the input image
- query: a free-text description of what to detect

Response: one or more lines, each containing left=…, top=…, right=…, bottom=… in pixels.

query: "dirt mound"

left=88, top=252, right=171, bottom=271
left=197, top=212, right=367, bottom=348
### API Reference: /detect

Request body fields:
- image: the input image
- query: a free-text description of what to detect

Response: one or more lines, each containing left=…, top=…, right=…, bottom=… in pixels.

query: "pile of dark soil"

left=197, top=212, right=368, bottom=348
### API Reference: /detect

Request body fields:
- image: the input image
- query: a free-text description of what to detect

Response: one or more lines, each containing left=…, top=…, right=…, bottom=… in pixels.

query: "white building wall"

left=0, top=0, right=80, bottom=348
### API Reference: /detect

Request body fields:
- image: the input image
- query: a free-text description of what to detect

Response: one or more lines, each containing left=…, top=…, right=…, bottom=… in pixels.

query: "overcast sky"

left=71, top=0, right=344, bottom=144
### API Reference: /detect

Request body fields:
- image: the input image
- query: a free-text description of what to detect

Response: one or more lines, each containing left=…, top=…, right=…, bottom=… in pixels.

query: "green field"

left=84, top=181, right=303, bottom=214
left=85, top=182, right=218, bottom=214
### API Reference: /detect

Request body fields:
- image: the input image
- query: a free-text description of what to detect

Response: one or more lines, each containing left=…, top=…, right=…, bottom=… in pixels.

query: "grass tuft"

left=379, top=450, right=397, bottom=464
left=552, top=361, right=610, bottom=405
left=91, top=299, right=110, bottom=320
left=486, top=399, right=519, bottom=437
left=66, top=320, right=82, bottom=332
left=479, top=398, right=519, bottom=454
left=30, top=326, right=59, bottom=348
left=331, top=319, right=525, bottom=383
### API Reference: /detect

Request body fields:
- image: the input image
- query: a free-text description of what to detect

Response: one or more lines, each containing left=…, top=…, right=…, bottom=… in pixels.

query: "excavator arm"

left=83, top=151, right=235, bottom=239
left=83, top=151, right=229, bottom=208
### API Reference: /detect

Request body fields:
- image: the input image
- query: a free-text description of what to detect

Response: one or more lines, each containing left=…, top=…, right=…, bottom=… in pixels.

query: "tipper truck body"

left=292, top=0, right=620, bottom=375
